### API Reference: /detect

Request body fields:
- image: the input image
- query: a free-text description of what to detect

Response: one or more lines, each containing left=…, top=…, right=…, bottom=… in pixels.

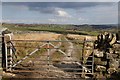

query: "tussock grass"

left=13, top=32, right=61, bottom=40
left=12, top=32, right=61, bottom=61
left=66, top=34, right=97, bottom=41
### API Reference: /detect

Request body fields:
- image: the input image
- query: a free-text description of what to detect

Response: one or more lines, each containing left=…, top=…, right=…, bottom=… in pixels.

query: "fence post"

left=47, top=41, right=50, bottom=71
left=92, top=45, right=94, bottom=74
left=81, top=38, right=86, bottom=78
left=5, top=33, right=13, bottom=71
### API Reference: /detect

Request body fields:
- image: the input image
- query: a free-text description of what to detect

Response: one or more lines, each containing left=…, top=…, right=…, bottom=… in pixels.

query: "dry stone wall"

left=94, top=32, right=120, bottom=77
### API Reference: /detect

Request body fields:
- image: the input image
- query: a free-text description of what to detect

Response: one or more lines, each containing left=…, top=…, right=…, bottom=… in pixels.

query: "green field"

left=1, top=23, right=104, bottom=36
left=2, top=23, right=119, bottom=36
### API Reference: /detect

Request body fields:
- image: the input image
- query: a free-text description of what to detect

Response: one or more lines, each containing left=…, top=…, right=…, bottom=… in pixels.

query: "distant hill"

left=73, top=24, right=117, bottom=29
left=2, top=23, right=118, bottom=32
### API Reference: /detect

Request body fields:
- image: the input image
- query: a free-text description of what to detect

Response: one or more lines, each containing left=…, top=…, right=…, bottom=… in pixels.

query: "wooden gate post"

left=4, top=33, right=13, bottom=71
left=0, top=28, right=13, bottom=71
left=0, top=28, right=7, bottom=77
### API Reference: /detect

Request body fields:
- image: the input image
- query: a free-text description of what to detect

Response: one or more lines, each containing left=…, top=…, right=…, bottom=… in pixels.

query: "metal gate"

left=4, top=36, right=95, bottom=77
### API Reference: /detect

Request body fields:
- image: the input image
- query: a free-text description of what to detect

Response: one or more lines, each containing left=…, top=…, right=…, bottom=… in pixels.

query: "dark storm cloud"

left=27, top=2, right=99, bottom=14
left=3, top=2, right=115, bottom=14
left=3, top=2, right=114, bottom=7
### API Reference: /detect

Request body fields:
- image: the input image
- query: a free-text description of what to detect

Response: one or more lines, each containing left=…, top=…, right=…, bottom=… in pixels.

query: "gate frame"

left=4, top=35, right=95, bottom=77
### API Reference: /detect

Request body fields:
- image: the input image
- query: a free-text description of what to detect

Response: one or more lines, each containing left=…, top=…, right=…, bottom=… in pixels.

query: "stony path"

left=62, top=37, right=78, bottom=63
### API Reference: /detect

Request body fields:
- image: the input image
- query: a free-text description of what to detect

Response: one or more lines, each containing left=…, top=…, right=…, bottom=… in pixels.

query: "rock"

left=106, top=53, right=113, bottom=59
left=107, top=68, right=117, bottom=74
left=2, top=71, right=16, bottom=77
left=112, top=54, right=119, bottom=58
left=94, top=58, right=107, bottom=66
left=101, top=61, right=107, bottom=66
left=113, top=44, right=120, bottom=49
left=27, top=60, right=34, bottom=66
left=0, top=76, right=2, bottom=80
left=109, top=59, right=119, bottom=69
left=109, top=48, right=114, bottom=54
left=115, top=51, right=120, bottom=54
left=96, top=65, right=106, bottom=71
left=95, top=72, right=106, bottom=79
left=94, top=49, right=104, bottom=57
left=119, top=55, right=120, bottom=58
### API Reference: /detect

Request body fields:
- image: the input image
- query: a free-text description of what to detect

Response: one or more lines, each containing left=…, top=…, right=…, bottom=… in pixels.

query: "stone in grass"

left=94, top=49, right=104, bottom=57
left=96, top=65, right=106, bottom=72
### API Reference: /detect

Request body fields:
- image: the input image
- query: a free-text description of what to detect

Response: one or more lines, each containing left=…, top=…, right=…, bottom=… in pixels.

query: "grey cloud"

left=3, top=2, right=116, bottom=15
left=3, top=2, right=115, bottom=9
left=28, top=2, right=116, bottom=15
left=29, top=7, right=56, bottom=14
left=2, top=0, right=120, bottom=2
left=27, top=2, right=115, bottom=10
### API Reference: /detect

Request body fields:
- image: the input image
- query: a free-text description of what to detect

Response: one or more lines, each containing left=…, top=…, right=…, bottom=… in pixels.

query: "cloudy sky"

left=1, top=0, right=120, bottom=2
left=1, top=2, right=118, bottom=24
